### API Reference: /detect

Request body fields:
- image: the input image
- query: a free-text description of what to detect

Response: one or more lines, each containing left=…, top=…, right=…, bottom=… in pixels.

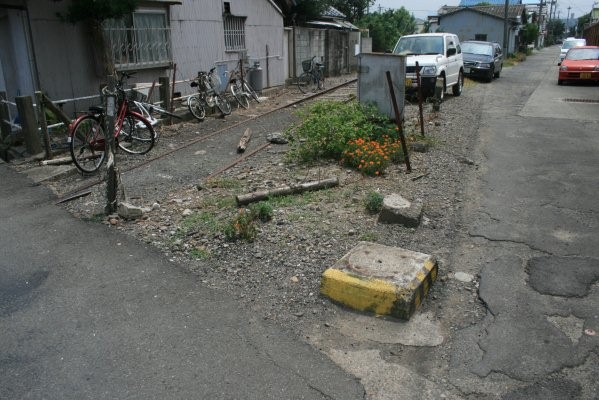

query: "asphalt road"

left=0, top=164, right=364, bottom=399
left=448, top=46, right=599, bottom=398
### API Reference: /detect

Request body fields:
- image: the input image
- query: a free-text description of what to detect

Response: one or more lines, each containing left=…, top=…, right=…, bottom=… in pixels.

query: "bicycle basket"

left=128, top=89, right=147, bottom=103
left=301, top=59, right=312, bottom=73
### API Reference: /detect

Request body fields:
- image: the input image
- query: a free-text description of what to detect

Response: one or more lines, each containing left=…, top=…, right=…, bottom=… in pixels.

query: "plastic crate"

left=301, top=59, right=312, bottom=73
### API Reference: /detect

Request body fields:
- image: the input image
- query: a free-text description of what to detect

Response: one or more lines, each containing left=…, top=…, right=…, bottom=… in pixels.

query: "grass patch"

left=359, top=232, right=379, bottom=242
left=189, top=247, right=210, bottom=260
left=178, top=211, right=223, bottom=237
left=364, top=191, right=384, bottom=214
left=203, top=177, right=242, bottom=190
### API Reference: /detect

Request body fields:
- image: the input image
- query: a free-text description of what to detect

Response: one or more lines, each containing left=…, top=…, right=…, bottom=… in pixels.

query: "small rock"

left=290, top=276, right=299, bottom=283
left=293, top=312, right=304, bottom=318
left=109, top=218, right=119, bottom=225
left=454, top=272, right=474, bottom=282
left=266, top=132, right=288, bottom=144
left=151, top=202, right=161, bottom=211
left=182, top=208, right=193, bottom=216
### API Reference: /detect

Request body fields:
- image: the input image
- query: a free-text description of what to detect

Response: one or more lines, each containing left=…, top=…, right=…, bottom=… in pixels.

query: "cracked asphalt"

left=446, top=47, right=599, bottom=398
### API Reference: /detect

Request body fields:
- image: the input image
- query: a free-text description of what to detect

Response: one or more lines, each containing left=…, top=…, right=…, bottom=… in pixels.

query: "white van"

left=393, top=33, right=464, bottom=100
left=558, top=38, right=587, bottom=64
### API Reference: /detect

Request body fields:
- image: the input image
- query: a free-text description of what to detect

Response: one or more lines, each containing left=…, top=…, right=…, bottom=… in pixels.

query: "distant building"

left=459, top=0, right=521, bottom=5
left=438, top=5, right=526, bottom=53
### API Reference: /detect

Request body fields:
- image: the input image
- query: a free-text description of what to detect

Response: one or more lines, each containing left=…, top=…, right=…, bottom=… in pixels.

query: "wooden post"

left=0, top=92, right=10, bottom=141
left=158, top=76, right=171, bottom=123
left=35, top=92, right=52, bottom=160
left=104, top=75, right=119, bottom=214
left=15, top=95, right=43, bottom=155
left=385, top=71, right=411, bottom=173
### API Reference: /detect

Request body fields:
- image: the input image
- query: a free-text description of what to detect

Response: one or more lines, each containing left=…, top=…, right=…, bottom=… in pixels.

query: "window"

left=104, top=10, right=172, bottom=70
left=475, top=34, right=488, bottom=41
left=224, top=15, right=246, bottom=51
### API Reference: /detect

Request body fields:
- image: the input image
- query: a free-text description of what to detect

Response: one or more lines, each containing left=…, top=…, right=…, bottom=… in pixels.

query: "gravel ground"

left=32, top=75, right=484, bottom=339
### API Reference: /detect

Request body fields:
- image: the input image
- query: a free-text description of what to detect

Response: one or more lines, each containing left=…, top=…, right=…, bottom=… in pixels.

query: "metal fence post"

left=0, top=92, right=11, bottom=141
left=158, top=76, right=171, bottom=121
left=15, top=95, right=43, bottom=155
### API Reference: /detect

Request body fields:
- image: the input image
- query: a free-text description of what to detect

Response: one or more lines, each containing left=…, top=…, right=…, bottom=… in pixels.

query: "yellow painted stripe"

left=321, top=269, right=398, bottom=316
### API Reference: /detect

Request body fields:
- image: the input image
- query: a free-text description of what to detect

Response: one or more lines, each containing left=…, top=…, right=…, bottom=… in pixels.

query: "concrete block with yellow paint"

left=320, top=242, right=437, bottom=320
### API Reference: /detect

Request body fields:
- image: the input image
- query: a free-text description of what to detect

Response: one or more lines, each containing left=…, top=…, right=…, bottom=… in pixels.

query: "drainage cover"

left=562, top=98, right=599, bottom=104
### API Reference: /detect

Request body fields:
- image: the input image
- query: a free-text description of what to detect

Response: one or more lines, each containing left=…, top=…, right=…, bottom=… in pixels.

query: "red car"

left=558, top=46, right=599, bottom=85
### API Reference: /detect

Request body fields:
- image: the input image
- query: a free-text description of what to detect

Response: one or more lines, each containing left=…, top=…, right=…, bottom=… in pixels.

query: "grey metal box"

left=357, top=53, right=405, bottom=121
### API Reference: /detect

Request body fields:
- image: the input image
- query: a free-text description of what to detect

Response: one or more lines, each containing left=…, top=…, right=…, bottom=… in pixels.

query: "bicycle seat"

left=209, top=67, right=216, bottom=73
left=89, top=106, right=104, bottom=114
left=190, top=81, right=199, bottom=87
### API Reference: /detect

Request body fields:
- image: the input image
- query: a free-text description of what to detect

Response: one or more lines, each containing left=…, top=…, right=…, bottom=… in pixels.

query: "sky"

left=370, top=0, right=597, bottom=20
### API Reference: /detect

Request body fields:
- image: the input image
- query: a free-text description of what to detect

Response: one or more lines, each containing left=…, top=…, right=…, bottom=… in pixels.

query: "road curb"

left=320, top=242, right=437, bottom=320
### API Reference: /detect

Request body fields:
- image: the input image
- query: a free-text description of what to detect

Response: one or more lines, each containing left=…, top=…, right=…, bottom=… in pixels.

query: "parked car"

left=558, top=46, right=599, bottom=85
left=461, top=41, right=503, bottom=82
left=392, top=33, right=464, bottom=100
left=558, top=37, right=587, bottom=64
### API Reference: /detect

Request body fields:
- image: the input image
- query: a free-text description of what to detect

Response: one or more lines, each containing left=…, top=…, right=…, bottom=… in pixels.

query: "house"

left=438, top=5, right=527, bottom=54
left=290, top=6, right=361, bottom=78
left=0, top=0, right=285, bottom=117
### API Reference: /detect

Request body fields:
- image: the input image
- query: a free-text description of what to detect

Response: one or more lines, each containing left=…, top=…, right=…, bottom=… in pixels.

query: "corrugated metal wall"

left=170, top=0, right=285, bottom=96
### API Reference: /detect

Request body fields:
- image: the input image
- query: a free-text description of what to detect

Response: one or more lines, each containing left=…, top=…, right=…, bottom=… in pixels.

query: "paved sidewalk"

left=0, top=164, right=364, bottom=399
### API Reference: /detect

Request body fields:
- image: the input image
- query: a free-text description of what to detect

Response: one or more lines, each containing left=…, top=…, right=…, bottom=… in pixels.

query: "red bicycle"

left=68, top=72, right=156, bottom=174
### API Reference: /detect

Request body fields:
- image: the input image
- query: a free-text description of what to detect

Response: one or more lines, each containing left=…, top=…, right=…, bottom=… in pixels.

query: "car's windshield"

left=562, top=39, right=586, bottom=49
left=394, top=36, right=444, bottom=55
left=565, top=48, right=599, bottom=60
left=461, top=42, right=493, bottom=56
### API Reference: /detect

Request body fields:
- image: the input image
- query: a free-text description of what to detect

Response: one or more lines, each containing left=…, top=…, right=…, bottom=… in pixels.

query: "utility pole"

left=503, top=0, right=510, bottom=56
left=566, top=6, right=571, bottom=35
left=537, top=0, right=544, bottom=48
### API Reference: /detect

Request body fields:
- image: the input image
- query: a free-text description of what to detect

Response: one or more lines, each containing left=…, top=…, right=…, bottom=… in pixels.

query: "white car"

left=558, top=38, right=587, bottom=64
left=393, top=33, right=464, bottom=100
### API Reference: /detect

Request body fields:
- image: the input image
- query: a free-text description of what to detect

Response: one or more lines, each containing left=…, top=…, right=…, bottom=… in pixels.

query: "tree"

left=546, top=19, right=565, bottom=45
left=330, top=0, right=375, bottom=23
left=59, top=0, right=139, bottom=75
left=520, top=23, right=539, bottom=50
left=357, top=8, right=416, bottom=52
left=576, top=12, right=591, bottom=37
left=285, top=0, right=329, bottom=25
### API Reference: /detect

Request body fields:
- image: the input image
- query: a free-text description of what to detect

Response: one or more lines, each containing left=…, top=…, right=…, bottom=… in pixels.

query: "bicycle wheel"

left=231, top=81, right=249, bottom=109
left=117, top=113, right=155, bottom=155
left=317, top=73, right=325, bottom=90
left=69, top=115, right=106, bottom=174
left=297, top=72, right=317, bottom=94
left=215, top=94, right=232, bottom=115
left=187, top=95, right=206, bottom=121
left=243, top=81, right=260, bottom=102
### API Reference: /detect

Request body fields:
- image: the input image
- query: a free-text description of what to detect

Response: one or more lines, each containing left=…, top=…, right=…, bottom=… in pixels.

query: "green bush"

left=285, top=100, right=393, bottom=163
left=364, top=191, right=384, bottom=214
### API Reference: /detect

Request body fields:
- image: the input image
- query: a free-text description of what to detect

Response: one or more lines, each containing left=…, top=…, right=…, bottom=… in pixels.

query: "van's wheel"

left=453, top=71, right=463, bottom=96
left=435, top=76, right=445, bottom=102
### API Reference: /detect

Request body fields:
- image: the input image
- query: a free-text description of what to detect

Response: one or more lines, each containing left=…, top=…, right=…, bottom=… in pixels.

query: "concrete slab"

left=22, top=164, right=77, bottom=183
left=320, top=242, right=437, bottom=320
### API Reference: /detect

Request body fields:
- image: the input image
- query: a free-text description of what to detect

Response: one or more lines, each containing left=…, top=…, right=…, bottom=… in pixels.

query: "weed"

left=223, top=209, right=257, bottom=242
left=83, top=213, right=105, bottom=223
left=364, top=191, right=384, bottom=214
left=249, top=201, right=273, bottom=222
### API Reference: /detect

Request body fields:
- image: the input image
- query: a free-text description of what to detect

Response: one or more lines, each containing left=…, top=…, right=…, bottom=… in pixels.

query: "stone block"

left=117, top=202, right=144, bottom=220
left=377, top=194, right=422, bottom=227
